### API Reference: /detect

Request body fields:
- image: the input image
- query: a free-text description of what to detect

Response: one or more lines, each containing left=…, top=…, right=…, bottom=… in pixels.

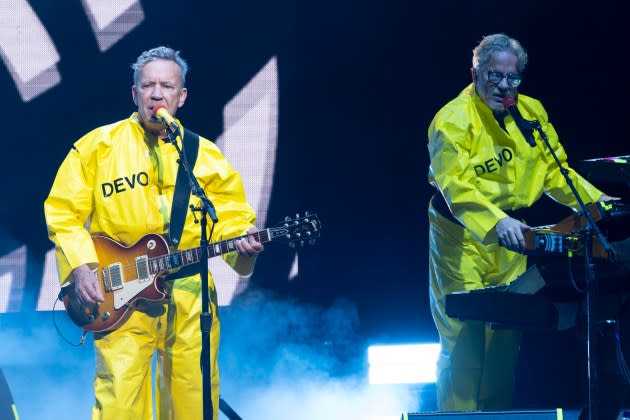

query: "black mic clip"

left=163, top=121, right=181, bottom=144
left=503, top=96, right=539, bottom=147
left=516, top=118, right=538, bottom=148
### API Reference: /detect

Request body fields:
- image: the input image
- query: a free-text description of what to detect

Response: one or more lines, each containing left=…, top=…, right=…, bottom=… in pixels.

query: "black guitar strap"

left=168, top=127, right=200, bottom=249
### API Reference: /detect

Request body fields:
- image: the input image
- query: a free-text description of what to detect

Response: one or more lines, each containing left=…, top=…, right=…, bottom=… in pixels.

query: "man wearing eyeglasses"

left=426, top=33, right=615, bottom=411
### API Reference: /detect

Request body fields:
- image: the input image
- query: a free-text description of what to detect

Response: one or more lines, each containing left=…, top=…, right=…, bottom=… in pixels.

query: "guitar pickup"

left=135, top=255, right=150, bottom=283
left=102, top=263, right=123, bottom=292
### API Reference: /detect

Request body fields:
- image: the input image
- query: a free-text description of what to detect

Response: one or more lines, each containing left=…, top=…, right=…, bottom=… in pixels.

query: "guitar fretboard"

left=147, top=229, right=271, bottom=274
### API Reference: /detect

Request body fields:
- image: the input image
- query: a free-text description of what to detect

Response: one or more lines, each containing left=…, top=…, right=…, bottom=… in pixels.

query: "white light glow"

left=288, top=253, right=298, bottom=280
left=368, top=343, right=440, bottom=385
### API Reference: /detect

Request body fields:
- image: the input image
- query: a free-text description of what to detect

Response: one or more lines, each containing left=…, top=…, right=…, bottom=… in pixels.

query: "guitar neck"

left=147, top=229, right=272, bottom=274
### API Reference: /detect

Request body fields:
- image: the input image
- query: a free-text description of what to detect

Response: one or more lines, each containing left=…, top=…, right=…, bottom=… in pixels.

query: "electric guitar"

left=61, top=213, right=321, bottom=332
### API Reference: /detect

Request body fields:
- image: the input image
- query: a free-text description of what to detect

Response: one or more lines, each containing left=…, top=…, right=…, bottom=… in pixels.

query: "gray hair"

left=131, top=46, right=189, bottom=85
left=472, top=33, right=528, bottom=73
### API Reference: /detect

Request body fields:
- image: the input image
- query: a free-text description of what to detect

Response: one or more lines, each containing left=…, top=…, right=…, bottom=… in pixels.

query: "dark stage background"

left=1, top=1, right=629, bottom=418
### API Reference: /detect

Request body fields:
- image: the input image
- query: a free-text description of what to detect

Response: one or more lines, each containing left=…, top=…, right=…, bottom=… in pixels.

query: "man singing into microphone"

left=44, top=46, right=264, bottom=419
left=427, top=33, right=615, bottom=411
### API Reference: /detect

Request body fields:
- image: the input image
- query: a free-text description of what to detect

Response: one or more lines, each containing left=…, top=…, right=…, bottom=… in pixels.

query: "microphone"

left=151, top=104, right=177, bottom=127
left=502, top=96, right=537, bottom=147
left=151, top=104, right=180, bottom=142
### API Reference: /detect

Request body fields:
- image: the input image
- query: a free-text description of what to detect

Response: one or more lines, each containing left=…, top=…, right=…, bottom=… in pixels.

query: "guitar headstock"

left=269, top=211, right=321, bottom=247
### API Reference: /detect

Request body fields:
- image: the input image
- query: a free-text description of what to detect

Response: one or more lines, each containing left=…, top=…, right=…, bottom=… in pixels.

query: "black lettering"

left=474, top=165, right=485, bottom=176
left=124, top=174, right=136, bottom=189
left=485, top=159, right=497, bottom=173
left=494, top=153, right=504, bottom=166
left=137, top=172, right=149, bottom=186
left=103, top=172, right=150, bottom=196
left=113, top=178, right=126, bottom=193
left=502, top=148, right=513, bottom=162
left=101, top=183, right=114, bottom=197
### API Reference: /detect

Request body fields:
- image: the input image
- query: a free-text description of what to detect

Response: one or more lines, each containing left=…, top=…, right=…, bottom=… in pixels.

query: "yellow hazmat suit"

left=45, top=113, right=257, bottom=420
left=427, top=85, right=603, bottom=410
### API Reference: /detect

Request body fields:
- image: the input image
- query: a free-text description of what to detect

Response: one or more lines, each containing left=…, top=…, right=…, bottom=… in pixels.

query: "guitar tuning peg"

left=295, top=233, right=302, bottom=239
left=295, top=213, right=300, bottom=219
left=305, top=231, right=312, bottom=237
left=285, top=216, right=291, bottom=222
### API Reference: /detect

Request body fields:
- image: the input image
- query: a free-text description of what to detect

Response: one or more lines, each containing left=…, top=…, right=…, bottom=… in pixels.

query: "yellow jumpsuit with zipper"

left=44, top=113, right=257, bottom=420
left=428, top=85, right=603, bottom=410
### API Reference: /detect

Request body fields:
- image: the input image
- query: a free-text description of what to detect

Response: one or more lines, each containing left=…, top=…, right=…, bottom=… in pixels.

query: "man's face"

left=473, top=51, right=520, bottom=113
left=131, top=58, right=187, bottom=135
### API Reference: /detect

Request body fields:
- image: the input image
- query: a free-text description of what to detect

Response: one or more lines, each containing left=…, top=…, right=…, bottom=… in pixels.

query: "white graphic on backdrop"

left=0, top=246, right=26, bottom=312
left=0, top=0, right=60, bottom=102
left=212, top=57, right=279, bottom=305
left=81, top=0, right=144, bottom=52
left=0, top=0, right=143, bottom=102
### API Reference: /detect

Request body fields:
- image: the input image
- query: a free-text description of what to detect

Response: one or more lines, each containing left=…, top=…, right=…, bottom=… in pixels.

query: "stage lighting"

left=368, top=343, right=440, bottom=385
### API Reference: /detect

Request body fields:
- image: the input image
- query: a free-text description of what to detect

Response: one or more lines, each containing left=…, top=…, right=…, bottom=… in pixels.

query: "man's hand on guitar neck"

left=235, top=227, right=265, bottom=257
left=72, top=264, right=104, bottom=305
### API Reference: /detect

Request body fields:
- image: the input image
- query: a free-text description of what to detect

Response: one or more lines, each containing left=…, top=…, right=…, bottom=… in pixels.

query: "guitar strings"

left=97, top=233, right=259, bottom=274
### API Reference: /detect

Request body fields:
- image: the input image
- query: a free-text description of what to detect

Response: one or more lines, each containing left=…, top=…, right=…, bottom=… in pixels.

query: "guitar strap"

left=168, top=127, right=200, bottom=249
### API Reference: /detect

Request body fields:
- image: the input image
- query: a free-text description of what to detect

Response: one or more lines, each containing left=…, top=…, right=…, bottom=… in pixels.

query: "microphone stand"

left=164, top=123, right=218, bottom=420
left=527, top=119, right=615, bottom=420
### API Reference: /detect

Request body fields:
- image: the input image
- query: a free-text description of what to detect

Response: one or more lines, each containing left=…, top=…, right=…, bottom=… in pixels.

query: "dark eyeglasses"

left=487, top=70, right=522, bottom=87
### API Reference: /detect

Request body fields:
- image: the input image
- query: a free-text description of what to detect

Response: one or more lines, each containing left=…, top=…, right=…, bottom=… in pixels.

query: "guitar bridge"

left=102, top=263, right=123, bottom=292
